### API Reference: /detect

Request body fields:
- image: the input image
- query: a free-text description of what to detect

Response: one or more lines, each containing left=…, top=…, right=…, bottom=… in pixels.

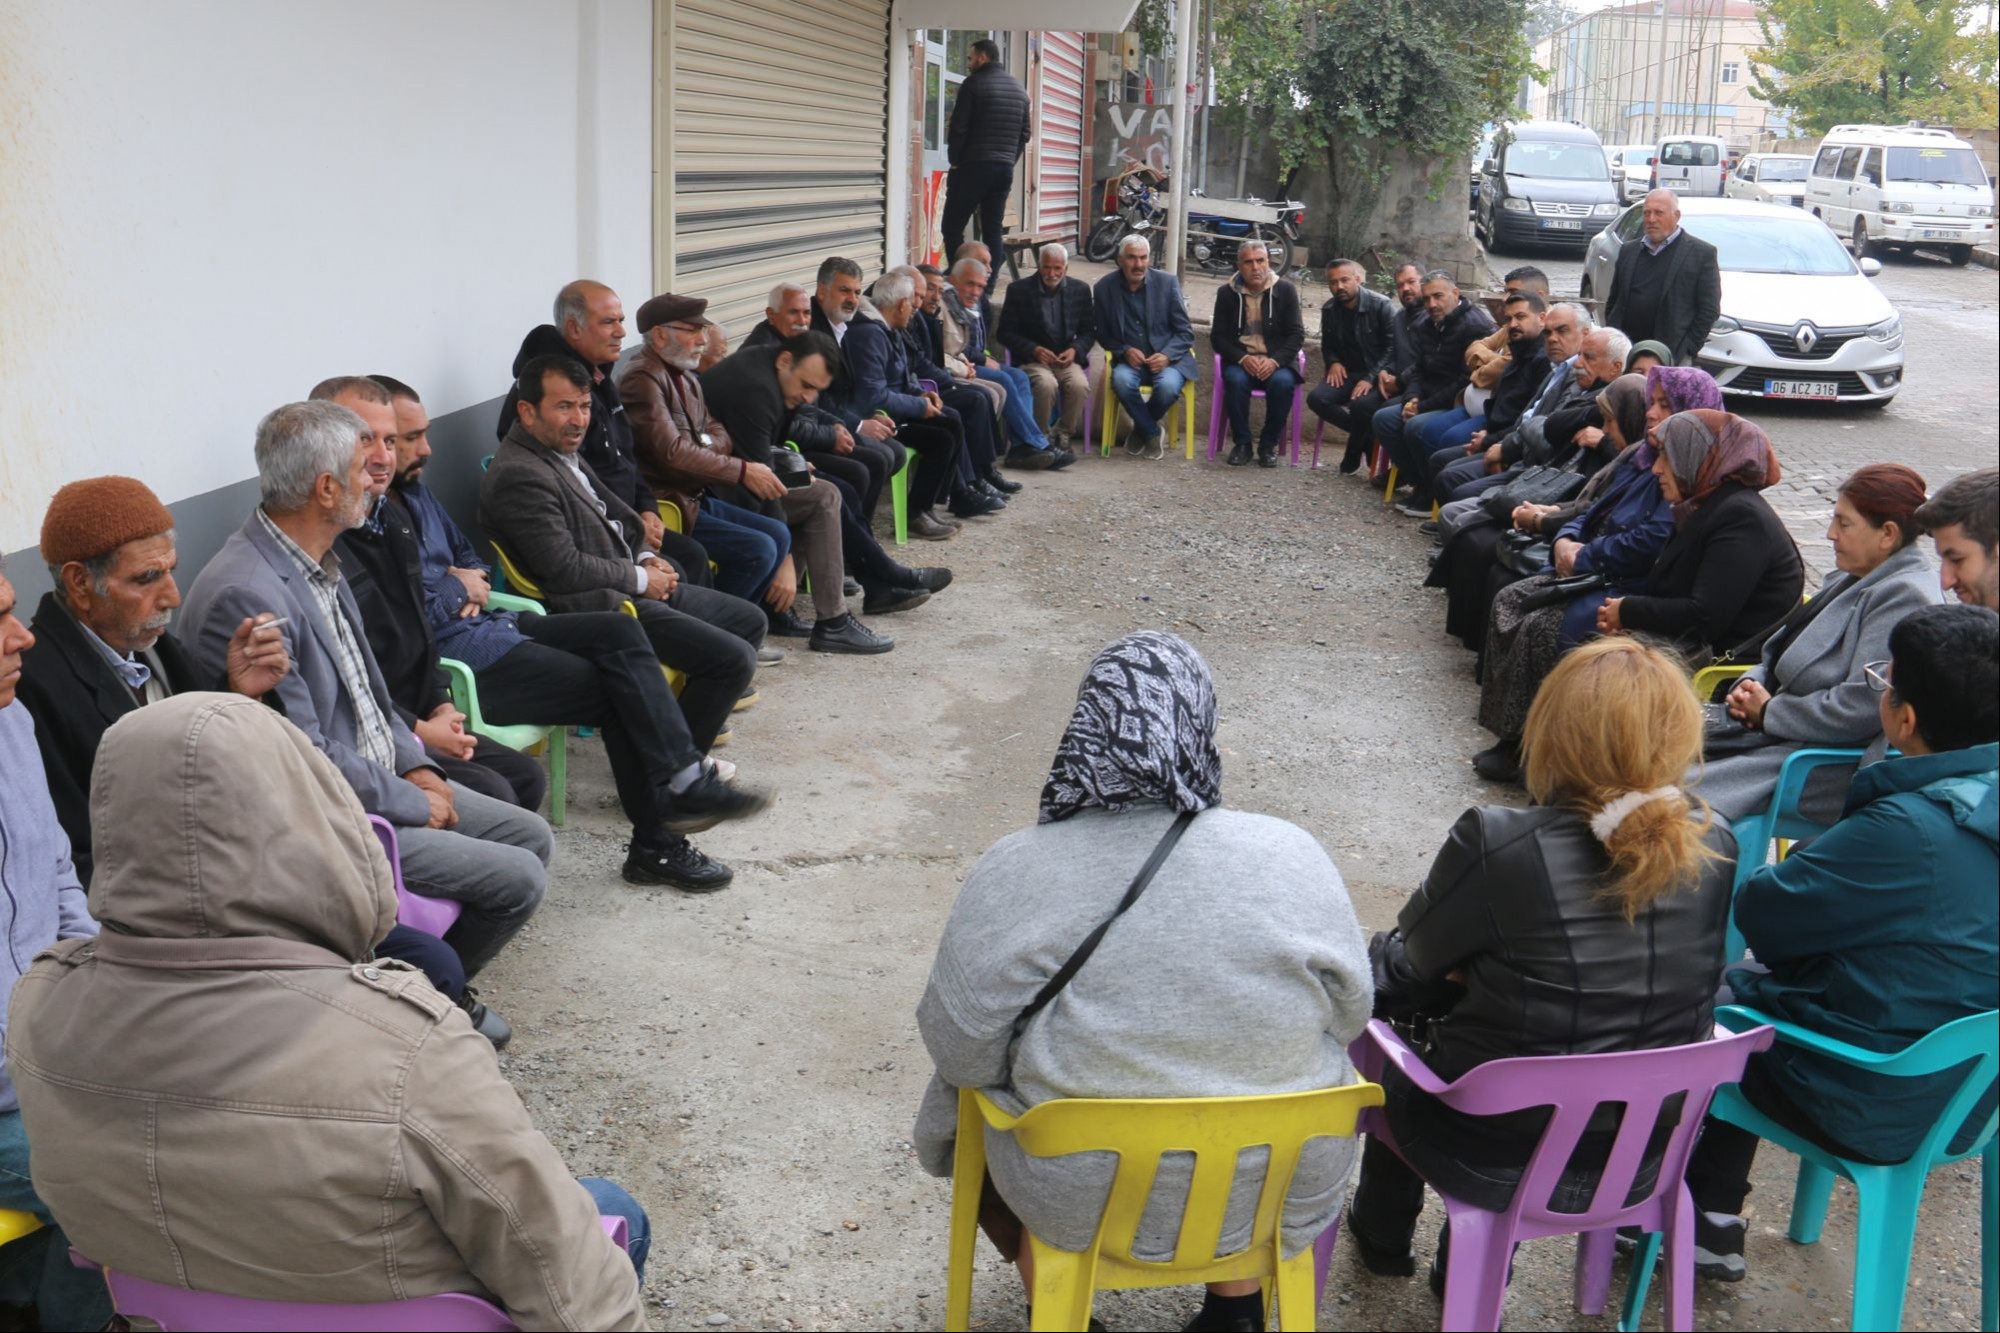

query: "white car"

left=1580, top=197, right=1905, bottom=406
left=1608, top=144, right=1656, bottom=203
left=1727, top=153, right=1811, bottom=207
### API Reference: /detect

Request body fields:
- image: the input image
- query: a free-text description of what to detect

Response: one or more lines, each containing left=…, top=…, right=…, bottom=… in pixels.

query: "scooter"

left=1085, top=167, right=1305, bottom=274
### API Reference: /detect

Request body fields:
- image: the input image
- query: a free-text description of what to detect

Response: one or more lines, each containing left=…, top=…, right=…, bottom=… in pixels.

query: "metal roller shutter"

left=1034, top=31, right=1087, bottom=243
left=668, top=0, right=891, bottom=342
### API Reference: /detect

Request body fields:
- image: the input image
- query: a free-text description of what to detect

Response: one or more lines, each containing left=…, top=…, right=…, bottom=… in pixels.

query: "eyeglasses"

left=1864, top=660, right=1893, bottom=693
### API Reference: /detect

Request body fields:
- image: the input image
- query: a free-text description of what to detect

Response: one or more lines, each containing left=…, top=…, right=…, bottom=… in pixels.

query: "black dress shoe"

left=985, top=467, right=1024, bottom=493
left=842, top=576, right=862, bottom=598
left=624, top=835, right=734, bottom=893
left=1256, top=449, right=1280, bottom=468
left=1004, top=443, right=1057, bottom=470
left=1225, top=442, right=1253, bottom=466
left=1047, top=447, right=1078, bottom=471
left=902, top=566, right=953, bottom=592
left=861, top=586, right=931, bottom=615
left=909, top=510, right=960, bottom=541
left=661, top=769, right=773, bottom=835
left=975, top=480, right=1010, bottom=505
left=810, top=613, right=896, bottom=653
left=1472, top=738, right=1523, bottom=784
left=949, top=491, right=1004, bottom=519
left=766, top=607, right=814, bottom=637
left=460, top=990, right=513, bottom=1049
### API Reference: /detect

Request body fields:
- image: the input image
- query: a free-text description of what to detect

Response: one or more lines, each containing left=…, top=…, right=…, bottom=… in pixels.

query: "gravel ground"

left=472, top=248, right=1996, bottom=1332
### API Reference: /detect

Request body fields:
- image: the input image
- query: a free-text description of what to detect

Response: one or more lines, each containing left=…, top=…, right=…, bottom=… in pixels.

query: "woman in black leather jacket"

left=1350, top=637, right=1735, bottom=1289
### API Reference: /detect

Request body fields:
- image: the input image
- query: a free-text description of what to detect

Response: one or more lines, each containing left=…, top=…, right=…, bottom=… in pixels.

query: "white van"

left=1806, top=124, right=1997, bottom=266
left=1653, top=135, right=1728, bottom=197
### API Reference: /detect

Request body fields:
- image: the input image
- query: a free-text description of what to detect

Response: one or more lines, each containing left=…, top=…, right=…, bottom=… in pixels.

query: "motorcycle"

left=1084, top=166, right=1304, bottom=274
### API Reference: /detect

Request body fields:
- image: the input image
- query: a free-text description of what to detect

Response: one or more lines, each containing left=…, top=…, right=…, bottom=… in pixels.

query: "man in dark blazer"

left=1092, top=234, right=1197, bottom=459
left=478, top=353, right=772, bottom=772
left=997, top=242, right=1095, bottom=449
left=1604, top=189, right=1723, bottom=366
left=1211, top=239, right=1306, bottom=467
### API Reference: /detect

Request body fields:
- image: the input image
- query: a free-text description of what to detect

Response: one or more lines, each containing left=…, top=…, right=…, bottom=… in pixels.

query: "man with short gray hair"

left=181, top=400, right=552, bottom=1009
left=1212, top=239, right=1305, bottom=467
left=997, top=241, right=1094, bottom=447
left=1091, top=234, right=1196, bottom=458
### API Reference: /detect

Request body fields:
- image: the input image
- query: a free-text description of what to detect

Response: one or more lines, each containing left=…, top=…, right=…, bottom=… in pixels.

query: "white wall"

left=0, top=0, right=653, bottom=551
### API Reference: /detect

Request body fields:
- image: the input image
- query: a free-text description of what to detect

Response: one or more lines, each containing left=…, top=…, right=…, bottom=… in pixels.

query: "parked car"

left=1473, top=120, right=1622, bottom=253
left=1608, top=144, right=1657, bottom=202
left=1804, top=123, right=1996, bottom=267
left=1653, top=135, right=1729, bottom=196
left=1580, top=197, right=1905, bottom=406
left=1727, top=152, right=1812, bottom=207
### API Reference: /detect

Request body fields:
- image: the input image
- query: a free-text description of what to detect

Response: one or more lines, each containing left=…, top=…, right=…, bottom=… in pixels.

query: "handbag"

left=1515, top=571, right=1607, bottom=613
left=1480, top=464, right=1586, bottom=523
left=1495, top=530, right=1551, bottom=577
left=1008, top=810, right=1196, bottom=1045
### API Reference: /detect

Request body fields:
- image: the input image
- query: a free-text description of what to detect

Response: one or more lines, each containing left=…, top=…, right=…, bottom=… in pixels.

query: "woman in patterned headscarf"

left=911, top=632, right=1373, bottom=1331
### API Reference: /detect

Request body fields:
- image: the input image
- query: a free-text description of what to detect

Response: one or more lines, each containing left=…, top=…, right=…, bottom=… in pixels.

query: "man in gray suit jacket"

left=1091, top=234, right=1197, bottom=459
left=180, top=400, right=551, bottom=1007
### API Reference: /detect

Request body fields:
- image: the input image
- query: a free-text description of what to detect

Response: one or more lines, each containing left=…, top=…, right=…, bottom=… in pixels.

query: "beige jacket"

left=5, top=693, right=646, bottom=1331
left=1466, top=325, right=1511, bottom=390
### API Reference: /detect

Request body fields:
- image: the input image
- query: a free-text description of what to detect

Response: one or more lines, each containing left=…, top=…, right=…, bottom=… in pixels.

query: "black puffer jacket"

left=1376, top=804, right=1734, bottom=1083
left=947, top=62, right=1031, bottom=168
left=1407, top=297, right=1496, bottom=414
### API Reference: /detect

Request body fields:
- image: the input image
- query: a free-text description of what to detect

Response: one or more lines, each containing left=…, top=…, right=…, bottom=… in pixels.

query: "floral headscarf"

left=1038, top=632, right=1223, bottom=823
left=1656, top=408, right=1782, bottom=526
left=1636, top=365, right=1724, bottom=468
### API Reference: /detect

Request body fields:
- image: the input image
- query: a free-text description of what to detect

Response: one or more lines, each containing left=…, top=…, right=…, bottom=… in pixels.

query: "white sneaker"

left=707, top=757, right=738, bottom=785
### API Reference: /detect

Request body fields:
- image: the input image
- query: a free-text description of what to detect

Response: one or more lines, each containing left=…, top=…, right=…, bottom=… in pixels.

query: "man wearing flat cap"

left=17, top=476, right=291, bottom=884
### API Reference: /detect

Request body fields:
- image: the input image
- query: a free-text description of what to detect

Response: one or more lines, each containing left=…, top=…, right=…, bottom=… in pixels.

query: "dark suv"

left=1475, top=121, right=1623, bottom=252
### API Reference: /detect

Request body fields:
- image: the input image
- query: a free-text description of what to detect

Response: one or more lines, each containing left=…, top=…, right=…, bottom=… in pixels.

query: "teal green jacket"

left=1733, top=742, right=1998, bottom=1161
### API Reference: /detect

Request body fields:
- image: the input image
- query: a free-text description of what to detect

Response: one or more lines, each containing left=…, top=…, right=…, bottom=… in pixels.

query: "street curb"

left=1975, top=246, right=1999, bottom=271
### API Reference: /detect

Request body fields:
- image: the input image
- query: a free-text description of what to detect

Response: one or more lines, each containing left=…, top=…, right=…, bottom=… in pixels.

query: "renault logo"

left=1793, top=321, right=1820, bottom=354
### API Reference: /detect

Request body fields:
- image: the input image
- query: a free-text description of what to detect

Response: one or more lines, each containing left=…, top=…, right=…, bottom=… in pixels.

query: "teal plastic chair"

left=1724, top=746, right=1866, bottom=961
left=437, top=590, right=565, bottom=827
left=1663, top=1004, right=1998, bottom=1333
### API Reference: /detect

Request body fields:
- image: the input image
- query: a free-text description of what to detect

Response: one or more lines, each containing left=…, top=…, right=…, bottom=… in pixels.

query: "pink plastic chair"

left=1205, top=351, right=1307, bottom=465
left=368, top=815, right=462, bottom=939
left=1350, top=1019, right=1774, bottom=1332
left=75, top=1219, right=629, bottom=1331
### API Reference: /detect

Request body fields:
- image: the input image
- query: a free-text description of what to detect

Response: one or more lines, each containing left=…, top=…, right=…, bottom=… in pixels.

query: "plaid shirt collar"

left=256, top=507, right=343, bottom=586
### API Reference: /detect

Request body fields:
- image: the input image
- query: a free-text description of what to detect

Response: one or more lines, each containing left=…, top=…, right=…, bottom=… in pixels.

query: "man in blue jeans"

left=1092, top=234, right=1197, bottom=460
left=1211, top=239, right=1306, bottom=467
left=1371, top=270, right=1496, bottom=515
left=0, top=558, right=115, bottom=1332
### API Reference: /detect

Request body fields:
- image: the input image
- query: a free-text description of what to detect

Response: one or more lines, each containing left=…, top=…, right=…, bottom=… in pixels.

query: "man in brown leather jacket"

left=6, top=693, right=651, bottom=1330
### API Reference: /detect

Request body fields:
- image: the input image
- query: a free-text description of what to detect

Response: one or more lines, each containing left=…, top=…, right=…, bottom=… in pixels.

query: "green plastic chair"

left=1639, top=1005, right=1998, bottom=1333
left=437, top=590, right=565, bottom=827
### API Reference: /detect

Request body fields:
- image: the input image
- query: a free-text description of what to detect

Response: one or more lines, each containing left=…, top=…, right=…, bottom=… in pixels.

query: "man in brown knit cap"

left=16, top=476, right=293, bottom=883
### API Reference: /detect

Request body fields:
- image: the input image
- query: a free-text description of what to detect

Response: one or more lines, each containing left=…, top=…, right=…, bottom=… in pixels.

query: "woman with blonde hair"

left=1350, top=637, right=1734, bottom=1294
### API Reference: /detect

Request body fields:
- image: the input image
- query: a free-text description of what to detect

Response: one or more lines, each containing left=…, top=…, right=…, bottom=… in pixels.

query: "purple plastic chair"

left=75, top=1219, right=628, bottom=1331
left=1206, top=351, right=1307, bottom=465
left=368, top=815, right=462, bottom=939
left=1350, top=1019, right=1774, bottom=1332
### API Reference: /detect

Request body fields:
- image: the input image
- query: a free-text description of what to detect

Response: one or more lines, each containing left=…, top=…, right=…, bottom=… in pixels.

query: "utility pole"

left=1165, top=0, right=1199, bottom=279
left=1647, top=0, right=1667, bottom=143
left=1198, top=0, right=1213, bottom=194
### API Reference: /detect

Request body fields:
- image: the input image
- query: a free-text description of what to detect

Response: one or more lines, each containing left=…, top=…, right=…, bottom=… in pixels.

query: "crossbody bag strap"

left=1009, top=809, right=1197, bottom=1043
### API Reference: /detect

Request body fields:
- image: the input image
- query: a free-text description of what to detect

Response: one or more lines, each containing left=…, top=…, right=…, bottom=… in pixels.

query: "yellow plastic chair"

left=0, top=1208, right=43, bottom=1248
left=1691, top=663, right=1752, bottom=703
left=945, top=1081, right=1384, bottom=1333
left=490, top=542, right=688, bottom=698
left=1096, top=358, right=1196, bottom=460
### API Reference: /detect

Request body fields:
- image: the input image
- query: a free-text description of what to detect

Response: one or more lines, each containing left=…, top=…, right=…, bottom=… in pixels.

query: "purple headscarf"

left=1634, top=365, right=1724, bottom=468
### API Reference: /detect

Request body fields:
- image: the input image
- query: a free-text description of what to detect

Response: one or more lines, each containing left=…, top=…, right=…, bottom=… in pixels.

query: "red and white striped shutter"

left=1035, top=31, right=1087, bottom=243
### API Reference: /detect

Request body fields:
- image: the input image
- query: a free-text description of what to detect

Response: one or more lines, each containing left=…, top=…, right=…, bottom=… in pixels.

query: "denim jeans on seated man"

left=974, top=363, right=1053, bottom=450
left=0, top=1110, right=113, bottom=1330
left=395, top=780, right=553, bottom=978
left=1221, top=362, right=1303, bottom=452
left=1110, top=363, right=1189, bottom=439
left=695, top=496, right=791, bottom=604
left=1411, top=406, right=1485, bottom=458
left=578, top=1177, right=654, bottom=1279
left=1375, top=403, right=1451, bottom=494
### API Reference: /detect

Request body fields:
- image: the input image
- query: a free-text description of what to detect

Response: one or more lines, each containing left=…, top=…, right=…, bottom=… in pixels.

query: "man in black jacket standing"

left=1604, top=189, right=1722, bottom=366
left=940, top=39, right=1030, bottom=263
left=1306, top=258, right=1397, bottom=475
left=1211, top=239, right=1306, bottom=468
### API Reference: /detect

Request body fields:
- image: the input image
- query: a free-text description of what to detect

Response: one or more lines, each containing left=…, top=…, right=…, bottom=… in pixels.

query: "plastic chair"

left=1723, top=746, right=1867, bottom=959
left=1349, top=1018, right=1773, bottom=1332
left=76, top=1217, right=630, bottom=1331
left=1205, top=352, right=1307, bottom=466
left=944, top=1080, right=1383, bottom=1333
left=436, top=592, right=563, bottom=826
left=1003, top=347, right=1094, bottom=435
left=489, top=542, right=686, bottom=697
left=1095, top=357, right=1197, bottom=460
left=0, top=1208, right=44, bottom=1248
left=1691, top=1005, right=1999, bottom=1333
left=369, top=815, right=461, bottom=939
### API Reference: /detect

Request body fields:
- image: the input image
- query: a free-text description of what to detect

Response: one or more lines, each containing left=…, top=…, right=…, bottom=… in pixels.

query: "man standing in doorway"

left=941, top=38, right=1031, bottom=262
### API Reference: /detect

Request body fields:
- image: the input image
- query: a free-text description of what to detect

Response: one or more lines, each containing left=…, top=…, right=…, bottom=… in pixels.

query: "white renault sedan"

left=1580, top=197, right=1905, bottom=406
left=1726, top=153, right=1812, bottom=207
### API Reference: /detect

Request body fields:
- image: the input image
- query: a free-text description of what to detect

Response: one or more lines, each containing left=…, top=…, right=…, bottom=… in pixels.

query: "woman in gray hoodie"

left=914, top=631, right=1373, bottom=1333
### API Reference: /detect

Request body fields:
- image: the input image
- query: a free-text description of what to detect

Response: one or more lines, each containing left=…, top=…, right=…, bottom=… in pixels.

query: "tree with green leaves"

left=1203, top=0, right=1538, bottom=259
left=1749, top=0, right=1998, bottom=135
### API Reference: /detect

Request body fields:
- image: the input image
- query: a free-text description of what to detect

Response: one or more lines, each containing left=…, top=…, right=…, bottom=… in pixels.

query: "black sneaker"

left=623, top=835, right=734, bottom=893
left=1693, top=1211, right=1746, bottom=1282
left=949, top=491, right=1004, bottom=519
left=810, top=614, right=896, bottom=654
left=1004, top=443, right=1057, bottom=470
left=661, top=769, right=773, bottom=835
left=901, top=566, right=953, bottom=592
left=460, top=990, right=513, bottom=1049
left=1047, top=447, right=1078, bottom=471
left=1347, top=1226, right=1417, bottom=1277
left=973, top=480, right=1010, bottom=507
left=842, top=576, right=862, bottom=598
left=860, top=586, right=931, bottom=616
left=1419, top=518, right=1441, bottom=538
left=985, top=467, right=1024, bottom=493
left=766, top=607, right=813, bottom=638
